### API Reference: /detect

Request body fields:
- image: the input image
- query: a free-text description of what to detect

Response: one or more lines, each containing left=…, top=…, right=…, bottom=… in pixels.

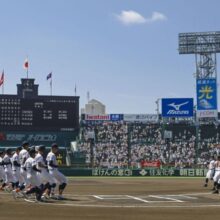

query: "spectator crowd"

left=78, top=121, right=220, bottom=169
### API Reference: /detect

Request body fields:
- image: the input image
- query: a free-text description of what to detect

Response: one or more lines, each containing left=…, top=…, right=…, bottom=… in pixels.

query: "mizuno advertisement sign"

left=162, top=98, right=194, bottom=117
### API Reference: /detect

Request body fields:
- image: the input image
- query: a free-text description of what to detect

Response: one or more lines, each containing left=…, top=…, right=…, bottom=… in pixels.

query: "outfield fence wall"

left=60, top=168, right=208, bottom=177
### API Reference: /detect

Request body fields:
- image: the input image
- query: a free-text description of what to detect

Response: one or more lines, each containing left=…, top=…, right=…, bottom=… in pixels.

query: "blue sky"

left=0, top=0, right=220, bottom=114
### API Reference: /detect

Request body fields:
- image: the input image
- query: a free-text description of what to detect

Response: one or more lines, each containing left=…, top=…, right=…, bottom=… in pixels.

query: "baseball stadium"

left=1, top=1, right=220, bottom=220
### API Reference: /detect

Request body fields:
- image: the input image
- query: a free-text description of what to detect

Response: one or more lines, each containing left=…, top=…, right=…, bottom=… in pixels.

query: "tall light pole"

left=179, top=31, right=220, bottom=120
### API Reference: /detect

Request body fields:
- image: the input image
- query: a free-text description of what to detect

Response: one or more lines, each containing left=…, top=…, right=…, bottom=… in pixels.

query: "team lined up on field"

left=0, top=142, right=67, bottom=201
left=204, top=155, right=220, bottom=193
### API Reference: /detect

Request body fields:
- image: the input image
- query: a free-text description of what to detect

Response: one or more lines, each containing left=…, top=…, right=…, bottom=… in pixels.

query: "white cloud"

left=116, top=10, right=167, bottom=26
left=116, top=10, right=146, bottom=25
left=146, top=11, right=167, bottom=23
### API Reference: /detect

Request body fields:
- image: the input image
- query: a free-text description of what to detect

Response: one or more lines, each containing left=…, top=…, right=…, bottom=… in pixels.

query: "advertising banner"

left=0, top=131, right=75, bottom=147
left=123, top=114, right=158, bottom=122
left=59, top=168, right=208, bottom=177
left=197, top=79, right=218, bottom=118
left=110, top=114, right=123, bottom=121
left=84, top=114, right=123, bottom=121
left=162, top=98, right=194, bottom=117
left=84, top=114, right=110, bottom=121
left=140, top=161, right=161, bottom=168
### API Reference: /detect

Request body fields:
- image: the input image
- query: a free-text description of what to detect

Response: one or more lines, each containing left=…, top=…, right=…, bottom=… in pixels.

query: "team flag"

left=0, top=71, right=4, bottom=86
left=23, top=58, right=29, bottom=69
left=47, top=72, right=52, bottom=80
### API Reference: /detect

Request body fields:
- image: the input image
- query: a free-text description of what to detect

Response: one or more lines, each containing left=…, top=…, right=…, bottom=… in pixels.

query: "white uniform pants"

left=49, top=169, right=67, bottom=184
left=4, top=170, right=15, bottom=184
left=213, top=170, right=220, bottom=183
left=206, top=169, right=215, bottom=179
left=0, top=168, right=5, bottom=182
left=12, top=169, right=23, bottom=184
left=27, top=173, right=41, bottom=188
left=37, top=169, right=55, bottom=185
left=20, top=167, right=30, bottom=186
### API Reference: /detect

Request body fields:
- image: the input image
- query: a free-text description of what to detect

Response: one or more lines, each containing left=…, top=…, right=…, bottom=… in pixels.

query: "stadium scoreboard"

left=0, top=78, right=79, bottom=131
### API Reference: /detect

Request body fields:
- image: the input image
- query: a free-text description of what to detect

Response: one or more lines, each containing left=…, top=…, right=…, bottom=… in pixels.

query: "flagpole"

left=26, top=56, right=29, bottom=79
left=2, top=70, right=4, bottom=94
left=50, top=76, right=52, bottom=96
left=24, top=57, right=29, bottom=79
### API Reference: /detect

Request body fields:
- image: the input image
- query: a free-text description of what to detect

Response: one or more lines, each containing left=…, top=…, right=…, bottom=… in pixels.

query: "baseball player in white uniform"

left=212, top=155, right=220, bottom=193
left=11, top=146, right=23, bottom=189
left=35, top=145, right=56, bottom=197
left=46, top=143, right=67, bottom=199
left=2, top=148, right=15, bottom=190
left=0, top=151, right=5, bottom=185
left=19, top=141, right=30, bottom=189
left=0, top=151, right=5, bottom=184
left=204, top=156, right=216, bottom=188
left=23, top=147, right=43, bottom=201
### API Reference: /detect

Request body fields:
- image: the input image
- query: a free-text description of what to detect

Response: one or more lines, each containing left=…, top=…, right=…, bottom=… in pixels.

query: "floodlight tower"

left=178, top=32, right=220, bottom=162
left=179, top=31, right=220, bottom=79
left=179, top=32, right=220, bottom=119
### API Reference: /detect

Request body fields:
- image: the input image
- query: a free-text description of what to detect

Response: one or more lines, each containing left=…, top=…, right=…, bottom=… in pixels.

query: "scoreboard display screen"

left=0, top=96, right=79, bottom=131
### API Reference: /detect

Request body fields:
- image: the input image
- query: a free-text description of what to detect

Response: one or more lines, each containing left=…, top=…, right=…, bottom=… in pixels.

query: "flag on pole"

left=47, top=72, right=52, bottom=80
left=47, top=72, right=52, bottom=95
left=23, top=58, right=29, bottom=69
left=74, top=84, right=77, bottom=95
left=23, top=57, right=29, bottom=78
left=0, top=70, right=4, bottom=86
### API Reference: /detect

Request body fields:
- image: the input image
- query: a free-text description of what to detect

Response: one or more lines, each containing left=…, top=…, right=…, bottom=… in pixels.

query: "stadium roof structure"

left=179, top=31, right=220, bottom=54
left=178, top=31, right=220, bottom=79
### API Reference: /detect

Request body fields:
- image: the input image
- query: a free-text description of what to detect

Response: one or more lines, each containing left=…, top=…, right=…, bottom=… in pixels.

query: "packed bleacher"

left=78, top=120, right=220, bottom=169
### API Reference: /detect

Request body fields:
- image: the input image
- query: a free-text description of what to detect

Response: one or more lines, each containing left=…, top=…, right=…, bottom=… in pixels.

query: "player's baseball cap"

left=22, top=141, right=29, bottom=147
left=5, top=147, right=12, bottom=154
left=38, top=145, right=46, bottom=151
left=16, top=146, right=22, bottom=151
left=51, top=143, right=58, bottom=149
left=29, top=148, right=36, bottom=155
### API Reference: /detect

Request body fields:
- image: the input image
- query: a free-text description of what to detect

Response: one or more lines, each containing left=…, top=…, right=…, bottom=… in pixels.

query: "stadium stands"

left=78, top=120, right=220, bottom=169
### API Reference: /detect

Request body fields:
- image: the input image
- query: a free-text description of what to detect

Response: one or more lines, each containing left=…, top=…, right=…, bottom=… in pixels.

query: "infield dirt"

left=1, top=177, right=220, bottom=220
